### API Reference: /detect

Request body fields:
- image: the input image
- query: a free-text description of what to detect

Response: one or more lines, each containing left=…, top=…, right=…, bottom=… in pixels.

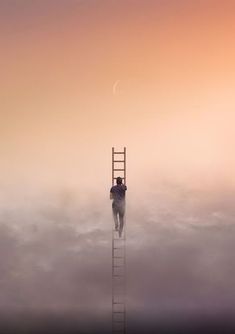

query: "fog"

left=0, top=177, right=234, bottom=333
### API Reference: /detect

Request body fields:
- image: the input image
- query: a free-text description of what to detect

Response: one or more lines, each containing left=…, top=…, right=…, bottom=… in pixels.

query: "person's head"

left=116, top=177, right=123, bottom=185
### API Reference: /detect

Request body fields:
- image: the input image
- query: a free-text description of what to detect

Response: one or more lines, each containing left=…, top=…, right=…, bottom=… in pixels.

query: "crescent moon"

left=112, top=80, right=121, bottom=96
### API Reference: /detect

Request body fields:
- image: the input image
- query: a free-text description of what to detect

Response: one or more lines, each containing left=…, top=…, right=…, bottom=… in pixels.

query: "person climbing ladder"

left=110, top=176, right=127, bottom=237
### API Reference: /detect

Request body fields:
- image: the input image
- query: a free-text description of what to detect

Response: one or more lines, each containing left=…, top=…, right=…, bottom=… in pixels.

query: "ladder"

left=112, top=147, right=127, bottom=334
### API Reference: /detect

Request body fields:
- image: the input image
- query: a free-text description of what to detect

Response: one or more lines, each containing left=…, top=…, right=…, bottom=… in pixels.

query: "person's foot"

left=115, top=225, right=119, bottom=231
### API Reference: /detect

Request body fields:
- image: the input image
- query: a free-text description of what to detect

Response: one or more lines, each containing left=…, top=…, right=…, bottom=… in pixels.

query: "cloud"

left=0, top=182, right=234, bottom=333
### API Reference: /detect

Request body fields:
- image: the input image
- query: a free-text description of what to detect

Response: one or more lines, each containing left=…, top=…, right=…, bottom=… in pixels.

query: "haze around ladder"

left=0, top=0, right=235, bottom=332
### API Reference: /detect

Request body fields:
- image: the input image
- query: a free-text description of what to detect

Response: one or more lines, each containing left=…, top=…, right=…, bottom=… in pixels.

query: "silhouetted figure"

left=110, top=176, right=127, bottom=237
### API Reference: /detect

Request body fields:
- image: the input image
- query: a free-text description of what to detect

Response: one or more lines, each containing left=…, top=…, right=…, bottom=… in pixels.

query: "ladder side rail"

left=123, top=147, right=126, bottom=334
left=112, top=147, right=115, bottom=186
left=124, top=147, right=126, bottom=186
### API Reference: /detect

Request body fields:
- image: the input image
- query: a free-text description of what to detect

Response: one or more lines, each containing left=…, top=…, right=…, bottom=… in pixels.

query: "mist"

left=0, top=176, right=235, bottom=333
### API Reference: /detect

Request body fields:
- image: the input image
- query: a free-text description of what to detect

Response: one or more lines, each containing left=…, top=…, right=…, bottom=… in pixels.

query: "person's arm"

left=110, top=187, right=113, bottom=200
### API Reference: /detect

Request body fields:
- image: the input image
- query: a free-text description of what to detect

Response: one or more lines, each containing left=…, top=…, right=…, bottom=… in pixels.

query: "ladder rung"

left=113, top=311, right=125, bottom=314
left=114, top=291, right=126, bottom=299
left=113, top=265, right=124, bottom=267
left=113, top=276, right=125, bottom=279
left=114, top=152, right=125, bottom=154
left=113, top=302, right=125, bottom=304
left=114, top=160, right=124, bottom=163
left=114, top=169, right=125, bottom=171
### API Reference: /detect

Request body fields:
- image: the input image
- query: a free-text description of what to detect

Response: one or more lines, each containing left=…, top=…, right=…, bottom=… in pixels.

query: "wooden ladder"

left=111, top=147, right=127, bottom=334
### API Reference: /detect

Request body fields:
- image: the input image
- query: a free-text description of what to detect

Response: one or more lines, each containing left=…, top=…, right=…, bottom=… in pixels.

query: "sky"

left=1, top=0, right=235, bottom=333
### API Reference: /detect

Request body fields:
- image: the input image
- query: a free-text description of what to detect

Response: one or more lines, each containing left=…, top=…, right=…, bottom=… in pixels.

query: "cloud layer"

left=0, top=182, right=234, bottom=333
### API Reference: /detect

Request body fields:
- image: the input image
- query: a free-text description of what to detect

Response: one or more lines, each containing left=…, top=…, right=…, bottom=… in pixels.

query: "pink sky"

left=1, top=0, right=235, bottom=191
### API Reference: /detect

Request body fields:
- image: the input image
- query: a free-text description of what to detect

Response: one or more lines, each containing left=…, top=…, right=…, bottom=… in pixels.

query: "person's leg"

left=118, top=206, right=125, bottom=237
left=112, top=205, right=119, bottom=230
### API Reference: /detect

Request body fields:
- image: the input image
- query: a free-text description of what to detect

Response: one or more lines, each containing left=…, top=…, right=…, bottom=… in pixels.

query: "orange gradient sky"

left=1, top=3, right=235, bottom=330
left=1, top=0, right=235, bottom=193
